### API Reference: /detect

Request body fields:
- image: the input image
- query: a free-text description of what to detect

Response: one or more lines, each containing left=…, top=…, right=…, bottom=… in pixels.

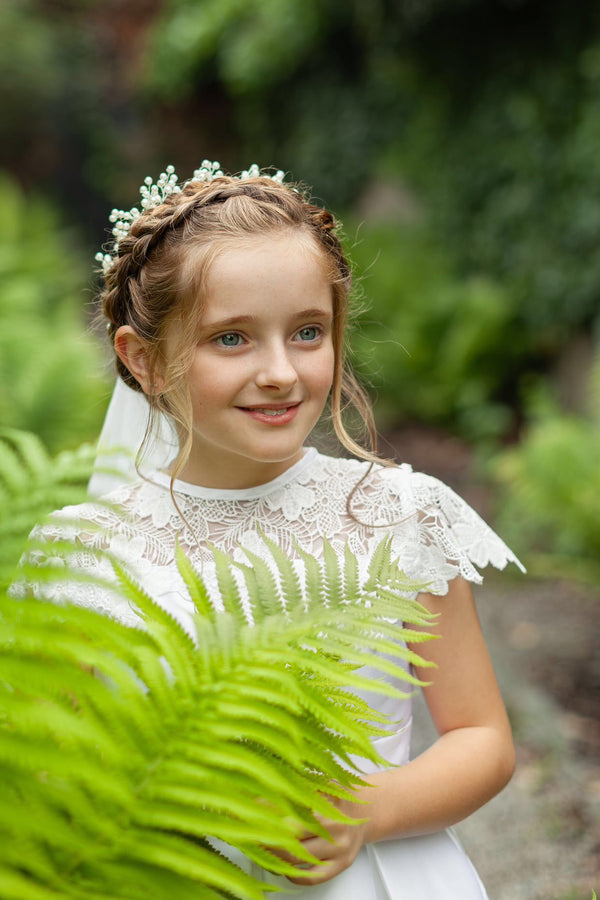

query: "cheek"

left=322, top=344, right=336, bottom=387
left=306, top=346, right=335, bottom=397
left=187, top=363, right=233, bottom=409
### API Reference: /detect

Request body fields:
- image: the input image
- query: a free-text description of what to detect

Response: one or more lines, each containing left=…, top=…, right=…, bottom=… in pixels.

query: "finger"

left=262, top=846, right=309, bottom=866
left=262, top=837, right=320, bottom=866
left=287, top=859, right=339, bottom=886
left=298, top=835, right=340, bottom=862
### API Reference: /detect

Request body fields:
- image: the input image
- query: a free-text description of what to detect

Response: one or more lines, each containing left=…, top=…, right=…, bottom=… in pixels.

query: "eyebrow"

left=202, top=308, right=333, bottom=330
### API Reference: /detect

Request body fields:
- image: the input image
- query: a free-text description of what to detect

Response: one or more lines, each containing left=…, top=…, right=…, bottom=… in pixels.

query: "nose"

left=255, top=342, right=299, bottom=391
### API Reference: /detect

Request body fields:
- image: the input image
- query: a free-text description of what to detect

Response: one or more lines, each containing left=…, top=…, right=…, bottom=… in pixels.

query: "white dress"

left=22, top=447, right=524, bottom=899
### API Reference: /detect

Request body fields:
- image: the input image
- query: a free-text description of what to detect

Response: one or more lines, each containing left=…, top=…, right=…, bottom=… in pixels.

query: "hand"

left=269, top=790, right=370, bottom=886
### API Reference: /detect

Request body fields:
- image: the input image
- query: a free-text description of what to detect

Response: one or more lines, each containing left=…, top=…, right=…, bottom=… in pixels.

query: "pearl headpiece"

left=95, top=160, right=285, bottom=275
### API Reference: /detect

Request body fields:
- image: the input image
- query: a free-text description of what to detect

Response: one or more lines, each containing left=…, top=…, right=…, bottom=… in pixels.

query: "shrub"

left=0, top=174, right=109, bottom=450
left=491, top=377, right=600, bottom=578
left=348, top=221, right=524, bottom=440
left=0, top=429, right=95, bottom=590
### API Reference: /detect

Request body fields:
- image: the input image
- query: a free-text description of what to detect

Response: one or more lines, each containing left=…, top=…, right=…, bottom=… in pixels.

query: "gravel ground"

left=412, top=573, right=600, bottom=900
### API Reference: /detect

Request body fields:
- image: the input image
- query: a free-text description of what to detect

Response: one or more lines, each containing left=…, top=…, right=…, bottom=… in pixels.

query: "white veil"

left=88, top=380, right=178, bottom=497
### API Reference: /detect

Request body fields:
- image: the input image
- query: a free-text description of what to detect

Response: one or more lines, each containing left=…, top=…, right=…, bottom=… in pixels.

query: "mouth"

left=238, top=402, right=301, bottom=423
left=246, top=407, right=294, bottom=417
left=241, top=402, right=300, bottom=413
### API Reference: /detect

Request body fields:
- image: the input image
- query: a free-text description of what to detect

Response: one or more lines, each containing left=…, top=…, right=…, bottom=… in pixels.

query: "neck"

left=169, top=448, right=306, bottom=490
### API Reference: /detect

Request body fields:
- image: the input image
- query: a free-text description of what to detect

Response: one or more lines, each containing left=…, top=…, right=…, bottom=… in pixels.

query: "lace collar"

left=149, top=447, right=319, bottom=501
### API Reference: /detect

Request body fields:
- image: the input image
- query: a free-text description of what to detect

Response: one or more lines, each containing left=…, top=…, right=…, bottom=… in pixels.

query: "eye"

left=215, top=332, right=244, bottom=347
left=295, top=326, right=320, bottom=342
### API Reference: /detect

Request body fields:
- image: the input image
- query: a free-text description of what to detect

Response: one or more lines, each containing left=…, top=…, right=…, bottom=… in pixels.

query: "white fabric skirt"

left=219, top=828, right=488, bottom=899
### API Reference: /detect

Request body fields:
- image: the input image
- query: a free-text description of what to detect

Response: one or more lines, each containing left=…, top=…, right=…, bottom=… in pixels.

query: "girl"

left=31, top=161, right=524, bottom=898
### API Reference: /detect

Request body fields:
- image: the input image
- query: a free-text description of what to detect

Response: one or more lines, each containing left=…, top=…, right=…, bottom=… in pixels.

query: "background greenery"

left=1, top=0, right=598, bottom=572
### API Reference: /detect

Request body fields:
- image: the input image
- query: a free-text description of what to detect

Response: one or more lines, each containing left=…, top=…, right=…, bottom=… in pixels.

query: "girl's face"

left=175, top=233, right=335, bottom=488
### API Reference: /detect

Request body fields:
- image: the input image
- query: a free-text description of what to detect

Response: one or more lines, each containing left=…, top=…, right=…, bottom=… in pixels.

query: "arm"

left=287, top=577, right=515, bottom=884
left=359, top=576, right=515, bottom=840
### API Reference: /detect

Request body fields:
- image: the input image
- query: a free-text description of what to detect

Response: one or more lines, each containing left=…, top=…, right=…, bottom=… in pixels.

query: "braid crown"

left=95, top=161, right=285, bottom=275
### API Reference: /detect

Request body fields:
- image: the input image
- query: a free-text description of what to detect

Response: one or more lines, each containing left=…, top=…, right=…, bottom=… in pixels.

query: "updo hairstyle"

left=98, top=174, right=378, bottom=478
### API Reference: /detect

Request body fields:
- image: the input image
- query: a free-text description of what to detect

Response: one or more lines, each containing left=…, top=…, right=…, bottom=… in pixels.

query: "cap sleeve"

left=375, top=464, right=525, bottom=596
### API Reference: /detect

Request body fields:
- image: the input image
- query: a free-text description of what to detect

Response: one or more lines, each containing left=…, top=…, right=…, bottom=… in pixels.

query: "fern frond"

left=2, top=523, right=437, bottom=899
left=322, top=537, right=344, bottom=607
left=110, top=557, right=197, bottom=692
left=0, top=866, right=67, bottom=900
left=364, top=534, right=394, bottom=585
left=0, top=430, right=95, bottom=590
left=174, top=538, right=215, bottom=622
left=292, top=540, right=326, bottom=608
left=233, top=547, right=283, bottom=620
left=250, top=532, right=303, bottom=614
left=152, top=752, right=299, bottom=820
left=343, top=541, right=361, bottom=601
left=208, top=544, right=250, bottom=626
left=115, top=830, right=271, bottom=900
left=0, top=429, right=47, bottom=491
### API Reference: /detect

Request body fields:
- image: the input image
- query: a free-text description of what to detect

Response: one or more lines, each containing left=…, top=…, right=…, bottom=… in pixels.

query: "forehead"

left=203, top=233, right=332, bottom=307
left=165, top=231, right=336, bottom=359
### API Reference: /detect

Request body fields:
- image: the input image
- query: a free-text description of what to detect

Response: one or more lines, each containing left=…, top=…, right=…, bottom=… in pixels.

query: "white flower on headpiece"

left=95, top=161, right=286, bottom=275
left=191, top=160, right=224, bottom=181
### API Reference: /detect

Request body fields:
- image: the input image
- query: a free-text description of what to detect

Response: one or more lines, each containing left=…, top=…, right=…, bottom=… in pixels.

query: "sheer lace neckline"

left=151, top=447, right=318, bottom=500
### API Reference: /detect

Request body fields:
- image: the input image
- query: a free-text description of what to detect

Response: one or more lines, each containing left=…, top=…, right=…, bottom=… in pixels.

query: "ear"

left=114, top=326, right=163, bottom=395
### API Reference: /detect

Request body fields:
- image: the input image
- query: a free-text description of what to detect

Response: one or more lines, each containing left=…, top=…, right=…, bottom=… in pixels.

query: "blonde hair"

left=99, top=174, right=379, bottom=479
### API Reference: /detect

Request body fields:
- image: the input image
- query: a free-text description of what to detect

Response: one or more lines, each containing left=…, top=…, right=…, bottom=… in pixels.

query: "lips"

left=238, top=402, right=301, bottom=424
left=240, top=402, right=300, bottom=412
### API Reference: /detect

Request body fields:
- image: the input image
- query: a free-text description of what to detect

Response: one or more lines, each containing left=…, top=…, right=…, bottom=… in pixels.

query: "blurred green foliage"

left=144, top=0, right=410, bottom=204
left=492, top=370, right=600, bottom=577
left=0, top=174, right=109, bottom=451
left=143, top=0, right=599, bottom=350
left=146, top=0, right=322, bottom=97
left=348, top=222, right=523, bottom=440
left=390, top=28, right=600, bottom=347
left=0, top=429, right=94, bottom=590
left=0, top=0, right=115, bottom=209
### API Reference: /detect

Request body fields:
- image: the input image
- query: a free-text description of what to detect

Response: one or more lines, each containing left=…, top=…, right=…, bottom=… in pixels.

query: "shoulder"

left=306, top=451, right=375, bottom=485
left=325, top=455, right=524, bottom=592
left=29, top=480, right=144, bottom=546
left=313, top=454, right=453, bottom=518
left=30, top=473, right=178, bottom=539
left=20, top=478, right=170, bottom=577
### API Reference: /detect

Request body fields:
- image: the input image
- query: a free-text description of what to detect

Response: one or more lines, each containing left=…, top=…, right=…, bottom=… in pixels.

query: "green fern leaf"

left=0, top=428, right=52, bottom=483
left=3, top=513, right=438, bottom=899
left=0, top=430, right=95, bottom=591
left=174, top=538, right=216, bottom=622
left=251, top=532, right=303, bottom=613
left=152, top=755, right=297, bottom=821
left=110, top=558, right=197, bottom=692
left=322, top=537, right=344, bottom=607
left=292, top=540, right=326, bottom=608
left=343, top=540, right=361, bottom=601
left=208, top=544, right=249, bottom=626
left=120, top=830, right=269, bottom=900
left=233, top=548, right=283, bottom=620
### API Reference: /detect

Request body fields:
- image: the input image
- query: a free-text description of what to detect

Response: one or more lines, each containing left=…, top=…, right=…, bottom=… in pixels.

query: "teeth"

left=255, top=408, right=288, bottom=416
